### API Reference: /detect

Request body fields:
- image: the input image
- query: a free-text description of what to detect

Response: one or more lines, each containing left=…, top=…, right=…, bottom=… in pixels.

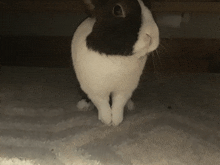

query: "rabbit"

left=71, top=0, right=159, bottom=126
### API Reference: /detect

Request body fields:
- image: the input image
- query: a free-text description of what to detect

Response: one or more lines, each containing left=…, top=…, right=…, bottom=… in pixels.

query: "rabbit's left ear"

left=112, top=4, right=126, bottom=18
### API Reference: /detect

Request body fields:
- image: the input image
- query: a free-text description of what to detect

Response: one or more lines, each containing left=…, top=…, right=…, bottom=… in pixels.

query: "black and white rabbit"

left=71, top=0, right=159, bottom=126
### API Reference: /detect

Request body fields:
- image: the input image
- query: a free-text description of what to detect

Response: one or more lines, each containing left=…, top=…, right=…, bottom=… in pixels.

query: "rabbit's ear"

left=112, top=4, right=126, bottom=18
left=83, top=0, right=95, bottom=11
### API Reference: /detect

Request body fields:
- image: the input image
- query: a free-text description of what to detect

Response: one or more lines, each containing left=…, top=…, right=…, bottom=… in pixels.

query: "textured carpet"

left=0, top=66, right=220, bottom=165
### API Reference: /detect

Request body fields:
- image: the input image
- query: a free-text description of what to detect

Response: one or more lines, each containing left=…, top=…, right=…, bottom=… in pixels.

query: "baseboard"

left=1, top=36, right=220, bottom=73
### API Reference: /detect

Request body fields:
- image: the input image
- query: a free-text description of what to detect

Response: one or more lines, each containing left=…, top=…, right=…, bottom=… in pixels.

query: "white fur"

left=126, top=99, right=135, bottom=111
left=71, top=0, right=159, bottom=126
left=132, top=0, right=159, bottom=57
left=77, top=99, right=94, bottom=111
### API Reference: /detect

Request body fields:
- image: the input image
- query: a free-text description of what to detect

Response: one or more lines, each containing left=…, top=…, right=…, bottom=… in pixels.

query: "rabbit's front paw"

left=112, top=115, right=123, bottom=126
left=112, top=110, right=124, bottom=126
left=98, top=109, right=112, bottom=126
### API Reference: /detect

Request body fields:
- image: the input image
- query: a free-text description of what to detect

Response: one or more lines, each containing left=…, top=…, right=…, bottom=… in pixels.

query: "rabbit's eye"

left=112, top=4, right=125, bottom=18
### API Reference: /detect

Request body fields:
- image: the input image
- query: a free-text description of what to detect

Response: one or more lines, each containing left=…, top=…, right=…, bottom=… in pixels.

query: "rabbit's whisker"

left=155, top=49, right=163, bottom=70
left=151, top=52, right=157, bottom=73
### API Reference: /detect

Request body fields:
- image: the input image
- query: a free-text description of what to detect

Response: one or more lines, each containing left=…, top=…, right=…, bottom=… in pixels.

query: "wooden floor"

left=1, top=36, right=220, bottom=73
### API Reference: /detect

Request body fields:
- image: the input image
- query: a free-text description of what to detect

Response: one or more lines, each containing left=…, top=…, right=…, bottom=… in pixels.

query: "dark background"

left=1, top=0, right=220, bottom=73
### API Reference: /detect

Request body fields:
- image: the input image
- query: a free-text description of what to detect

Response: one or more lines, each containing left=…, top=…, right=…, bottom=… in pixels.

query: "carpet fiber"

left=1, top=66, right=220, bottom=165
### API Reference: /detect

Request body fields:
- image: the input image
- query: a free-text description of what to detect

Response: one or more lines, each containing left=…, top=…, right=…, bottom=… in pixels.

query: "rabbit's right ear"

left=83, top=0, right=108, bottom=13
left=83, top=0, right=95, bottom=11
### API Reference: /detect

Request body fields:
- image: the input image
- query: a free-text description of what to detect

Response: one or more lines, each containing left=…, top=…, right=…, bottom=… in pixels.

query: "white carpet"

left=0, top=66, right=220, bottom=165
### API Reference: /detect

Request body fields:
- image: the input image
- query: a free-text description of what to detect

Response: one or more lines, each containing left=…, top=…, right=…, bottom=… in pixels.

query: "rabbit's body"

left=72, top=17, right=147, bottom=95
left=71, top=0, right=159, bottom=126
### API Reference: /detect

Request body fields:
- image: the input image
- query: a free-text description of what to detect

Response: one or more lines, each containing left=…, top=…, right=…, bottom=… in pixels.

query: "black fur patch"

left=86, top=0, right=142, bottom=56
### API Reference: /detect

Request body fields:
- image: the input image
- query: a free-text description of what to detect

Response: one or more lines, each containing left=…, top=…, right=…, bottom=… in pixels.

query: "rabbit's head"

left=83, top=0, right=159, bottom=56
